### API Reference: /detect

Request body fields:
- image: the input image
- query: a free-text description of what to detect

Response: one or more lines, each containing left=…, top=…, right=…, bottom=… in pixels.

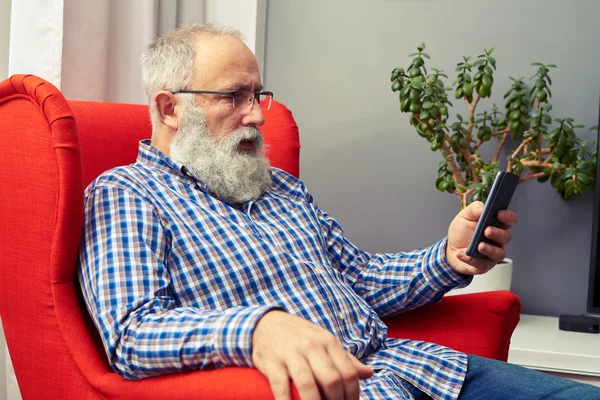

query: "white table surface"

left=508, top=314, right=600, bottom=377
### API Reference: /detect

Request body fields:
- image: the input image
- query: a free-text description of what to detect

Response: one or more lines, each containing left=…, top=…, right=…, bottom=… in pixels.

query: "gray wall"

left=264, top=0, right=600, bottom=316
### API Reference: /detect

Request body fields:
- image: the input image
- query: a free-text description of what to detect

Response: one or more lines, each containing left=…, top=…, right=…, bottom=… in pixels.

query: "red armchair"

left=0, top=74, right=520, bottom=399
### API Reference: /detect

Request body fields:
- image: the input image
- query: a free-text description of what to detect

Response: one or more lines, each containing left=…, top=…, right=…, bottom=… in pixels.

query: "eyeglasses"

left=173, top=90, right=274, bottom=112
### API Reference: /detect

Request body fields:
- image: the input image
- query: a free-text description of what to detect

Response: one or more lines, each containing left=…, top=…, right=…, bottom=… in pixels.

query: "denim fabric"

left=404, top=354, right=600, bottom=399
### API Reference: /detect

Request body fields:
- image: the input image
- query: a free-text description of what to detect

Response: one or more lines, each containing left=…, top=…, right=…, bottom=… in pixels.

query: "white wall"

left=205, top=0, right=267, bottom=81
left=264, top=0, right=600, bottom=317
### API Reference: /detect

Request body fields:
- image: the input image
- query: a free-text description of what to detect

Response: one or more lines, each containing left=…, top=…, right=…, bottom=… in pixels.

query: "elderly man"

left=78, top=24, right=599, bottom=400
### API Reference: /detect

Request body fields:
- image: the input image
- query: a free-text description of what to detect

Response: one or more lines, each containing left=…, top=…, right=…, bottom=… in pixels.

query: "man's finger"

left=325, top=345, right=363, bottom=400
left=484, top=226, right=511, bottom=247
left=456, top=252, right=495, bottom=275
left=348, top=354, right=374, bottom=379
left=497, top=210, right=518, bottom=229
left=461, top=201, right=485, bottom=221
left=478, top=242, right=506, bottom=264
left=307, top=348, right=345, bottom=400
left=287, top=356, right=321, bottom=400
left=265, top=363, right=292, bottom=400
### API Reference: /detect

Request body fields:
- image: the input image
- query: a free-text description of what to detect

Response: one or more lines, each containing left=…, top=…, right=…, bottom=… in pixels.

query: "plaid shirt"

left=78, top=140, right=470, bottom=399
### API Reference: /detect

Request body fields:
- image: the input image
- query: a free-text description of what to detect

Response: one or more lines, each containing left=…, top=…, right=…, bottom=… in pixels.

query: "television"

left=587, top=113, right=600, bottom=317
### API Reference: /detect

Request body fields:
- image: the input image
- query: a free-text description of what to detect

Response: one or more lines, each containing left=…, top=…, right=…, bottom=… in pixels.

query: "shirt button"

left=338, top=312, right=345, bottom=320
left=315, top=267, right=323, bottom=274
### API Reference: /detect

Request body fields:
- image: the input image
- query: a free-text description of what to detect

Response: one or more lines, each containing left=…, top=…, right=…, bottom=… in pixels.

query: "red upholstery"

left=0, top=74, right=520, bottom=400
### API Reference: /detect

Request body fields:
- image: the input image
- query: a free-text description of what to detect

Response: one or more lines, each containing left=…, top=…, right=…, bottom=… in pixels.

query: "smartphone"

left=466, top=171, right=519, bottom=259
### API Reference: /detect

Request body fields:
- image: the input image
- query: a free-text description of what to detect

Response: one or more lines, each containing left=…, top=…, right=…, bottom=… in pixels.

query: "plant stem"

left=520, top=160, right=552, bottom=168
left=535, top=100, right=542, bottom=165
left=512, top=137, right=533, bottom=159
left=440, top=142, right=467, bottom=186
left=464, top=95, right=481, bottom=145
left=413, top=114, right=467, bottom=188
left=519, top=171, right=546, bottom=183
left=462, top=94, right=481, bottom=183
left=507, top=137, right=534, bottom=172
left=489, top=123, right=512, bottom=163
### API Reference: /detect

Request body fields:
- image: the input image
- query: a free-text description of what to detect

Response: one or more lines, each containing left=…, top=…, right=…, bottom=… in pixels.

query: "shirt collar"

left=136, top=139, right=211, bottom=193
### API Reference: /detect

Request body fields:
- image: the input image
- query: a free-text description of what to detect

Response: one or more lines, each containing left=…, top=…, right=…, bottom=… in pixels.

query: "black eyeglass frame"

left=172, top=89, right=274, bottom=110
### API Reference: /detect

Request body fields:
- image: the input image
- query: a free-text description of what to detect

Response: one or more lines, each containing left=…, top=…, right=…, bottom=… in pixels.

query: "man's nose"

left=242, top=102, right=265, bottom=127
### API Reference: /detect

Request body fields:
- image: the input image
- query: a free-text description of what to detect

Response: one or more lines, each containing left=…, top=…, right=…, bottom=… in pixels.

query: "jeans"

left=405, top=354, right=600, bottom=399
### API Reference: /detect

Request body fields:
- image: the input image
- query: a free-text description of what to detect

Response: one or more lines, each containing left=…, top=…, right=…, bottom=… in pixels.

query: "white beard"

left=169, top=97, right=272, bottom=204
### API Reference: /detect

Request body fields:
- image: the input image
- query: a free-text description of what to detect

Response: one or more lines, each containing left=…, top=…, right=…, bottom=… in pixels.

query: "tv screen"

left=587, top=113, right=600, bottom=316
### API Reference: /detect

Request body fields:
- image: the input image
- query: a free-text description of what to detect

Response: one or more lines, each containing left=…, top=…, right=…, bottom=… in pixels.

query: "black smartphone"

left=466, top=171, right=519, bottom=259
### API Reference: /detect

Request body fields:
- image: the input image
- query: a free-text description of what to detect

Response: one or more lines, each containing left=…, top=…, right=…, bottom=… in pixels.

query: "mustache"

left=218, top=127, right=264, bottom=149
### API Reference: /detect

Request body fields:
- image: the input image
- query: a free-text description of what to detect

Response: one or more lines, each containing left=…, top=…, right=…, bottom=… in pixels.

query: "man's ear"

left=154, top=91, right=180, bottom=131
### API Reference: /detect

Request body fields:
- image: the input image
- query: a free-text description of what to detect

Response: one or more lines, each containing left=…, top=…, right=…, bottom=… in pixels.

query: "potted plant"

left=389, top=44, right=597, bottom=293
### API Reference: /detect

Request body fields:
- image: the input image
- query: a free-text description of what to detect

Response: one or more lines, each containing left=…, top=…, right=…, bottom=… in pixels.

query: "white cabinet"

left=508, top=314, right=600, bottom=387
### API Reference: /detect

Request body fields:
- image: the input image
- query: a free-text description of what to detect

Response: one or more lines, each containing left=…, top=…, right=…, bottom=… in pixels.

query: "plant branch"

left=473, top=128, right=509, bottom=152
left=507, top=137, right=533, bottom=172
left=440, top=142, right=467, bottom=186
left=492, top=132, right=509, bottom=163
left=464, top=94, right=481, bottom=146
left=511, top=137, right=533, bottom=160
left=535, top=100, right=542, bottom=165
left=519, top=171, right=546, bottom=183
left=412, top=114, right=467, bottom=187
left=520, top=160, right=552, bottom=168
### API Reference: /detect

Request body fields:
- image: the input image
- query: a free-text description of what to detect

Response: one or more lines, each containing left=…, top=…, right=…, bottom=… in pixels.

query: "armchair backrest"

left=0, top=74, right=300, bottom=399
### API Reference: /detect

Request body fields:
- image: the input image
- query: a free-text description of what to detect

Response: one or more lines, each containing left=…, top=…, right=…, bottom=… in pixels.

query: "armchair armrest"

left=89, top=292, right=519, bottom=399
left=93, top=367, right=289, bottom=400
left=382, top=290, right=521, bottom=361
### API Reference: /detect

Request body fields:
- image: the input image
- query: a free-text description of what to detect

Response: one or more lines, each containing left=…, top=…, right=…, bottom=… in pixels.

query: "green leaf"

left=471, top=183, right=486, bottom=191
left=411, top=81, right=423, bottom=90
left=577, top=173, right=590, bottom=185
left=482, top=74, right=493, bottom=87
left=400, top=85, right=411, bottom=98
left=422, top=101, right=433, bottom=109
left=562, top=169, right=576, bottom=180
left=542, top=114, right=552, bottom=124
left=417, top=42, right=425, bottom=51
left=420, top=110, right=431, bottom=120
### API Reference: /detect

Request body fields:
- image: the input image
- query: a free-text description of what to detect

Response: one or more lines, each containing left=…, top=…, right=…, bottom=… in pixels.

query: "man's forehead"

left=193, top=35, right=261, bottom=89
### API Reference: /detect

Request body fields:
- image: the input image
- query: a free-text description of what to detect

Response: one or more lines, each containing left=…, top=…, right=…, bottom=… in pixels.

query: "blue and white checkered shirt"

left=78, top=140, right=470, bottom=399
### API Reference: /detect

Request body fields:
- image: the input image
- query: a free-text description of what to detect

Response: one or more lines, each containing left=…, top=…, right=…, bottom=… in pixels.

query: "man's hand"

left=252, top=311, right=373, bottom=400
left=446, top=201, right=518, bottom=276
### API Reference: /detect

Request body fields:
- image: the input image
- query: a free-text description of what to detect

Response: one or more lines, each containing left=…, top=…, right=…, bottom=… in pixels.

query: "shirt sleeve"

left=77, top=185, right=276, bottom=379
left=303, top=187, right=472, bottom=318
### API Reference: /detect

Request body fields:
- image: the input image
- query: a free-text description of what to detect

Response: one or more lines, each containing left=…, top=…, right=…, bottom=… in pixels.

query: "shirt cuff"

left=421, top=237, right=472, bottom=291
left=214, top=305, right=282, bottom=367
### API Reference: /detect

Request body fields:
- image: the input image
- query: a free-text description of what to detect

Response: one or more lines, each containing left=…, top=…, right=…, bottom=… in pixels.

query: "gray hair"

left=141, top=23, right=244, bottom=134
